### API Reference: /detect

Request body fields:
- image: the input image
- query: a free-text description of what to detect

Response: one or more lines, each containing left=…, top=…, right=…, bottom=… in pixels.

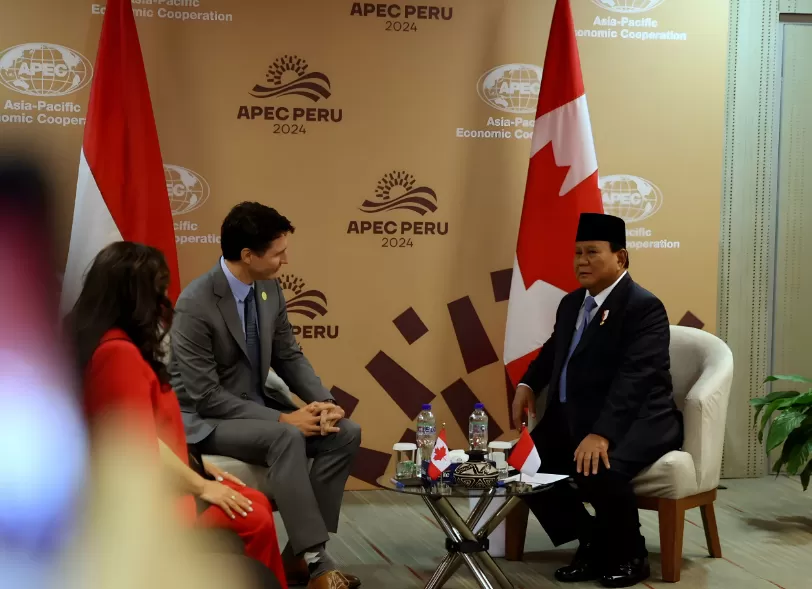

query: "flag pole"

left=520, top=422, right=525, bottom=487
left=437, top=422, right=447, bottom=491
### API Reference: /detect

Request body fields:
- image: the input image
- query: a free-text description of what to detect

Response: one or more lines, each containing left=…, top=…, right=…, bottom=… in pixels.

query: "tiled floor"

left=276, top=476, right=811, bottom=588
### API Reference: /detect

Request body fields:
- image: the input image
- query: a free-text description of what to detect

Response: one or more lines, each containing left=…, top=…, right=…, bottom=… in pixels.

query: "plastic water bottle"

left=416, top=404, right=437, bottom=463
left=469, top=403, right=488, bottom=452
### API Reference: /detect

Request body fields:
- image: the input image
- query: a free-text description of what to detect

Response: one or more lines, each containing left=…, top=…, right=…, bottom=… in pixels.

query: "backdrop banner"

left=0, top=0, right=728, bottom=489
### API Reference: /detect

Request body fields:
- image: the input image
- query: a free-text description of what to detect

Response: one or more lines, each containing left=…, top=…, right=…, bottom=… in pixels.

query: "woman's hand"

left=198, top=480, right=253, bottom=519
left=203, top=459, right=246, bottom=487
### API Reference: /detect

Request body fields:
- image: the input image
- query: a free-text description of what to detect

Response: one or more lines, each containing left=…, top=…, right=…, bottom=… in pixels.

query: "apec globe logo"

left=591, top=0, right=668, bottom=13
left=599, top=174, right=663, bottom=223
left=165, top=165, right=210, bottom=216
left=477, top=64, right=542, bottom=115
left=0, top=43, right=92, bottom=97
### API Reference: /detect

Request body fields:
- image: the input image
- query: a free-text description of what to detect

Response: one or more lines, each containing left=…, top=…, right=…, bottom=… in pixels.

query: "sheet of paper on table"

left=504, top=472, right=569, bottom=487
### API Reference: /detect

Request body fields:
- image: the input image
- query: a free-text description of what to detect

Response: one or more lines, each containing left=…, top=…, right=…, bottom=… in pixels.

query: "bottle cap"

left=422, top=404, right=432, bottom=410
left=474, top=403, right=484, bottom=409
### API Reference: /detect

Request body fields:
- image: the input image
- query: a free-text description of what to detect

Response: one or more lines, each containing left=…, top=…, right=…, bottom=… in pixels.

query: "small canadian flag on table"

left=427, top=428, right=451, bottom=480
left=509, top=426, right=541, bottom=476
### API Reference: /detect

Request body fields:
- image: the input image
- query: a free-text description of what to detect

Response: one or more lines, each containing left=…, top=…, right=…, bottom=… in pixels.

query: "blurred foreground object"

left=56, top=416, right=249, bottom=589
left=0, top=155, right=88, bottom=582
left=0, top=157, right=250, bottom=588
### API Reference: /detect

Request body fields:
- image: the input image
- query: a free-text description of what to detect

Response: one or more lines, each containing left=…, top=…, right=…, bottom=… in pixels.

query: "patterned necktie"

left=559, top=296, right=598, bottom=403
left=243, top=287, right=263, bottom=401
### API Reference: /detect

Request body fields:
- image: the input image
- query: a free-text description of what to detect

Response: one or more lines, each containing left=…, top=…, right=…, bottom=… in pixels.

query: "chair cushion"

left=632, top=450, right=699, bottom=500
left=202, top=455, right=268, bottom=491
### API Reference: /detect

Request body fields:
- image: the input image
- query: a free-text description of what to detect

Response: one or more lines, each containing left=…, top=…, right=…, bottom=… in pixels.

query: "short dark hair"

left=610, top=242, right=630, bottom=269
left=221, top=202, right=295, bottom=261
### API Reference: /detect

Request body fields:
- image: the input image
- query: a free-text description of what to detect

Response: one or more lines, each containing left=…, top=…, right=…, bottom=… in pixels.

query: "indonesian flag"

left=60, top=0, right=179, bottom=314
left=427, top=428, right=451, bottom=480
left=508, top=426, right=541, bottom=476
left=504, top=0, right=603, bottom=387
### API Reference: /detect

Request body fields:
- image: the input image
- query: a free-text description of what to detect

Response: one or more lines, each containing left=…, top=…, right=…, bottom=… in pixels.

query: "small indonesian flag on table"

left=508, top=426, right=541, bottom=476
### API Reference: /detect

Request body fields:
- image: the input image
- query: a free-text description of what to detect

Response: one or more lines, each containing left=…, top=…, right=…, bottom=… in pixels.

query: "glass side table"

left=376, top=476, right=556, bottom=589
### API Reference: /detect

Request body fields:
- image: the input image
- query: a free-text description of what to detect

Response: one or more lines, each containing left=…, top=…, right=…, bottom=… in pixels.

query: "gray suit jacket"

left=169, top=262, right=332, bottom=444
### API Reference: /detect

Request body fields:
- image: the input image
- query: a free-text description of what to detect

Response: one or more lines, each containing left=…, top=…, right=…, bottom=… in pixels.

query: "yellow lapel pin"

left=261, top=291, right=267, bottom=301
left=600, top=310, right=610, bottom=326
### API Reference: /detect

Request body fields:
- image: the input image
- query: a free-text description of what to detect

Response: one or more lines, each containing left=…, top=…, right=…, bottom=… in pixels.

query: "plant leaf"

left=788, top=391, right=812, bottom=407
left=773, top=429, right=800, bottom=474
left=786, top=437, right=812, bottom=475
left=773, top=430, right=798, bottom=475
left=801, top=460, right=812, bottom=491
left=766, top=409, right=808, bottom=453
left=753, top=390, right=801, bottom=403
left=751, top=391, right=800, bottom=427
left=773, top=450, right=788, bottom=474
left=759, top=397, right=797, bottom=438
left=765, top=375, right=812, bottom=384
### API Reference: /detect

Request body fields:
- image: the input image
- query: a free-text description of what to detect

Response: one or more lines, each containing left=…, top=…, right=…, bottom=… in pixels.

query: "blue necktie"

left=244, top=288, right=264, bottom=402
left=559, top=296, right=598, bottom=403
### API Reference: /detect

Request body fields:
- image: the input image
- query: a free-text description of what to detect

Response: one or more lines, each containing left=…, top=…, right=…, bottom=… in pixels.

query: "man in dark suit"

left=512, top=213, right=683, bottom=588
left=169, top=202, right=361, bottom=589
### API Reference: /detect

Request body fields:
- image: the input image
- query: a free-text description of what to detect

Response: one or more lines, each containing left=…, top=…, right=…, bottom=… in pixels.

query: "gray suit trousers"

left=197, top=417, right=361, bottom=555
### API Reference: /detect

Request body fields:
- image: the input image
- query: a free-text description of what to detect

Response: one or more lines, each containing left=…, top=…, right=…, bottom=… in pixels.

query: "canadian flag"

left=60, top=0, right=179, bottom=314
left=508, top=426, right=541, bottom=476
left=504, top=0, right=603, bottom=387
left=427, top=428, right=451, bottom=480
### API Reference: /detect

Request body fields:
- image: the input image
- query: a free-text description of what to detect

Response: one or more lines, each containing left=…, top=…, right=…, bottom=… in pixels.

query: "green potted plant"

left=750, top=375, right=812, bottom=490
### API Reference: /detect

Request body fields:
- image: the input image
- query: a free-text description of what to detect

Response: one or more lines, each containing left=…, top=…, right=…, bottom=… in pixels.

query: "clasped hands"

left=280, top=401, right=345, bottom=437
left=512, top=384, right=610, bottom=476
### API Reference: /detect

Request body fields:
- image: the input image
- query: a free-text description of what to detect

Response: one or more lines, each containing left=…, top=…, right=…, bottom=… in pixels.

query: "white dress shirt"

left=573, top=270, right=627, bottom=331
left=220, top=256, right=254, bottom=338
left=520, top=271, right=627, bottom=393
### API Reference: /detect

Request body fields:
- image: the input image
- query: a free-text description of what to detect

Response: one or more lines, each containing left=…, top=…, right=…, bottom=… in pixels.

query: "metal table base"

left=421, top=487, right=520, bottom=589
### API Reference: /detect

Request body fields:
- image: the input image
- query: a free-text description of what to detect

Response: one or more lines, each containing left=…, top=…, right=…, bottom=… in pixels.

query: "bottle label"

left=417, top=425, right=436, bottom=436
left=469, top=422, right=488, bottom=449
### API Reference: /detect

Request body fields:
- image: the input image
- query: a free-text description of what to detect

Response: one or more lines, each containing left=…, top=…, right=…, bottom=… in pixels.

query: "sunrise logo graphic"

left=280, top=274, right=328, bottom=319
left=249, top=55, right=331, bottom=102
left=359, top=171, right=438, bottom=215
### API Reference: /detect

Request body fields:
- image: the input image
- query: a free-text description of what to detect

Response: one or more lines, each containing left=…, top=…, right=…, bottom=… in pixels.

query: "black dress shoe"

left=600, top=556, right=650, bottom=588
left=554, top=545, right=600, bottom=583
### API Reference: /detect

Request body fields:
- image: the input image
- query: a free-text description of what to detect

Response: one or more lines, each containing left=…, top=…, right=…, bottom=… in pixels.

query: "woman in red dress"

left=66, top=241, right=287, bottom=589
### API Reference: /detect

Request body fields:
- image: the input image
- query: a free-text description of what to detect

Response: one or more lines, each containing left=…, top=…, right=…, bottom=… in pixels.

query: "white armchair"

left=202, top=455, right=269, bottom=491
left=632, top=326, right=733, bottom=582
left=202, top=368, right=305, bottom=503
left=505, top=326, right=734, bottom=583
left=163, top=333, right=280, bottom=495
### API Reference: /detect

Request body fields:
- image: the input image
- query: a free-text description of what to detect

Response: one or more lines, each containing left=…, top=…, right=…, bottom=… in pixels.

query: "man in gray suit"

left=169, top=202, right=361, bottom=589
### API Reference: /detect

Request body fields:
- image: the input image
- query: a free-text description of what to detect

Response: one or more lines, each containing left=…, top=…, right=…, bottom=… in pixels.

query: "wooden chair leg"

left=505, top=501, right=529, bottom=561
left=658, top=498, right=685, bottom=583
left=699, top=502, right=722, bottom=558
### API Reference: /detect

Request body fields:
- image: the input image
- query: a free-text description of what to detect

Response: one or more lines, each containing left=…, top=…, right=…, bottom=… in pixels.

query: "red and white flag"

left=60, top=0, right=179, bottom=314
left=504, top=0, right=604, bottom=388
left=508, top=426, right=541, bottom=476
left=427, top=428, right=451, bottom=480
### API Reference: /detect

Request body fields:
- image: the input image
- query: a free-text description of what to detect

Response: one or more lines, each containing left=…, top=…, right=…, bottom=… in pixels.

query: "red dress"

left=83, top=329, right=287, bottom=588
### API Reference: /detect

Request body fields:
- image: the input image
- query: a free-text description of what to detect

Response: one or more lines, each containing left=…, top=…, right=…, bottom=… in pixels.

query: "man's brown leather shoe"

left=285, top=558, right=360, bottom=588
left=284, top=557, right=310, bottom=586
left=306, top=571, right=350, bottom=589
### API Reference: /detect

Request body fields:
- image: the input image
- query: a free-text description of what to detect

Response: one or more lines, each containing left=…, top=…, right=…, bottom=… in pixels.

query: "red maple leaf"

left=516, top=142, right=602, bottom=293
left=433, top=445, right=447, bottom=462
